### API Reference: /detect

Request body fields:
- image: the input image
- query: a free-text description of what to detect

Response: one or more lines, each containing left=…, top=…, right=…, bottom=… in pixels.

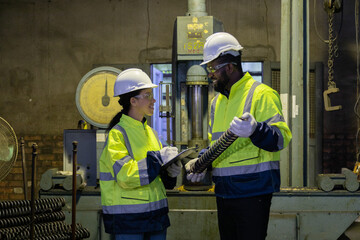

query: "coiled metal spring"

left=0, top=197, right=65, bottom=219
left=0, top=197, right=89, bottom=239
left=0, top=222, right=90, bottom=240
left=191, top=129, right=238, bottom=173
left=0, top=211, right=65, bottom=228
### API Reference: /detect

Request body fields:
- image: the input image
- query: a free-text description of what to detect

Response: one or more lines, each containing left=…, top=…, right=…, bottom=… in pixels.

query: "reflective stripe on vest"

left=264, top=114, right=285, bottom=149
left=212, top=160, right=280, bottom=177
left=209, top=94, right=220, bottom=135
left=113, top=125, right=134, bottom=158
left=102, top=198, right=168, bottom=214
left=100, top=172, right=114, bottom=181
left=100, top=124, right=161, bottom=186
left=113, top=124, right=162, bottom=155
left=113, top=156, right=132, bottom=181
left=100, top=155, right=132, bottom=181
left=210, top=81, right=284, bottom=149
left=243, top=81, right=261, bottom=113
left=209, top=81, right=260, bottom=140
left=264, top=113, right=286, bottom=149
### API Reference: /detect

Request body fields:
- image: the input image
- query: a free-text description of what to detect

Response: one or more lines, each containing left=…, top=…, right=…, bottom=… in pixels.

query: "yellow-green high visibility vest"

left=99, top=114, right=170, bottom=233
left=209, top=72, right=292, bottom=198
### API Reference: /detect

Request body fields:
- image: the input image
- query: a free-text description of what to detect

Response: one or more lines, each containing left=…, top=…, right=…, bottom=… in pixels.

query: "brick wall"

left=322, top=133, right=357, bottom=174
left=0, top=135, right=63, bottom=201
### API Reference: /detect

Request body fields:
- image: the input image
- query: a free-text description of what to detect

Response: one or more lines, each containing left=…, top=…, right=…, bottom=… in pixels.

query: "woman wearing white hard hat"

left=99, top=68, right=181, bottom=240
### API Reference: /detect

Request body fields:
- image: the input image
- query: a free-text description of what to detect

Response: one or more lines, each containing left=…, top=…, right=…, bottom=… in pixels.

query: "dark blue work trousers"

left=216, top=193, right=273, bottom=240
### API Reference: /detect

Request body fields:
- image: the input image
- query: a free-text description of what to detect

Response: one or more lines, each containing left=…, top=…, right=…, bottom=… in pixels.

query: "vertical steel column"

left=280, top=0, right=309, bottom=187
left=304, top=0, right=310, bottom=187
left=291, top=0, right=304, bottom=187
left=186, top=65, right=209, bottom=150
left=166, top=85, right=171, bottom=144
left=280, top=0, right=292, bottom=187
left=191, top=85, right=203, bottom=138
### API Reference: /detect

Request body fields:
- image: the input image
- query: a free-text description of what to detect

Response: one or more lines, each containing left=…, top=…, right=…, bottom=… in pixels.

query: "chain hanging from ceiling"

left=323, top=0, right=342, bottom=111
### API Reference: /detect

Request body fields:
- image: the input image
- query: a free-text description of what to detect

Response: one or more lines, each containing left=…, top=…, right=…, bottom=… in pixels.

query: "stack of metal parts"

left=0, top=197, right=90, bottom=240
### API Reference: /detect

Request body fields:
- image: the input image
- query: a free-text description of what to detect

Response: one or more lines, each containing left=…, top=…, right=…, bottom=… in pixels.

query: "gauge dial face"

left=0, top=117, right=18, bottom=181
left=76, top=67, right=122, bottom=128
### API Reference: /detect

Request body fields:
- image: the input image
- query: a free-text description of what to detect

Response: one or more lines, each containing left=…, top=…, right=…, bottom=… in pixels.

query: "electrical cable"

left=313, top=0, right=343, bottom=44
left=353, top=0, right=360, bottom=166
left=354, top=0, right=360, bottom=118
left=314, top=0, right=328, bottom=43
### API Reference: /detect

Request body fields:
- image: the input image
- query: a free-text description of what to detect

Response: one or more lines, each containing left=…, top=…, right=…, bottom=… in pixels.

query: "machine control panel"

left=176, top=16, right=224, bottom=60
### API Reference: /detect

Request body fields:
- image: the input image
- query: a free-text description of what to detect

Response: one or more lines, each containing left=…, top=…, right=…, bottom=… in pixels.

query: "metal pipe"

left=71, top=141, right=78, bottom=240
left=166, top=85, right=171, bottom=144
left=186, top=0, right=207, bottom=16
left=191, top=85, right=203, bottom=138
left=30, top=143, right=37, bottom=240
left=20, top=137, right=28, bottom=200
left=186, top=65, right=208, bottom=147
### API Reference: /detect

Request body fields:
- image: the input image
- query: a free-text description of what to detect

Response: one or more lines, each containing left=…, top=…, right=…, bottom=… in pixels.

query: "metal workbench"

left=40, top=187, right=360, bottom=240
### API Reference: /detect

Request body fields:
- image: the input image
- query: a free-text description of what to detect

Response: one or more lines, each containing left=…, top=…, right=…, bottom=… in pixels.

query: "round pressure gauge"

left=75, top=66, right=122, bottom=128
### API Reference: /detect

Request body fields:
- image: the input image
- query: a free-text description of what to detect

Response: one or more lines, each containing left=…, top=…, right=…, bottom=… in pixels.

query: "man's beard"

left=213, top=71, right=230, bottom=94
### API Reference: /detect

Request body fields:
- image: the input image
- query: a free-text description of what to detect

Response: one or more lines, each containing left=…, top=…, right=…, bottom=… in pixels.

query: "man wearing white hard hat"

left=99, top=68, right=181, bottom=240
left=185, top=32, right=292, bottom=240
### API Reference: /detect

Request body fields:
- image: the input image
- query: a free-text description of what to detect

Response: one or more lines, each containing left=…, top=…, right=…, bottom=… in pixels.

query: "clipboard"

left=161, top=147, right=197, bottom=169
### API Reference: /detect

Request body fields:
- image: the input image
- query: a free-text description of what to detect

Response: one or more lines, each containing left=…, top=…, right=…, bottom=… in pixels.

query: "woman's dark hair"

left=107, top=89, right=141, bottom=130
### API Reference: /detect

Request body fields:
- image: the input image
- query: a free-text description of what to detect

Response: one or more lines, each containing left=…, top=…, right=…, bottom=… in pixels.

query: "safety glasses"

left=206, top=62, right=237, bottom=73
left=134, top=92, right=154, bottom=100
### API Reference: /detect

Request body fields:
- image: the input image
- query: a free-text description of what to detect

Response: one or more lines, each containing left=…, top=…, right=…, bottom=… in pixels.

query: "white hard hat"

left=200, top=32, right=243, bottom=65
left=113, top=68, right=158, bottom=97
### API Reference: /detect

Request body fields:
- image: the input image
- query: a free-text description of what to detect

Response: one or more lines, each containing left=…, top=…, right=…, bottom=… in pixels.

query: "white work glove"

left=159, top=146, right=179, bottom=165
left=167, top=161, right=182, bottom=178
left=185, top=158, right=207, bottom=183
left=229, top=112, right=257, bottom=138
